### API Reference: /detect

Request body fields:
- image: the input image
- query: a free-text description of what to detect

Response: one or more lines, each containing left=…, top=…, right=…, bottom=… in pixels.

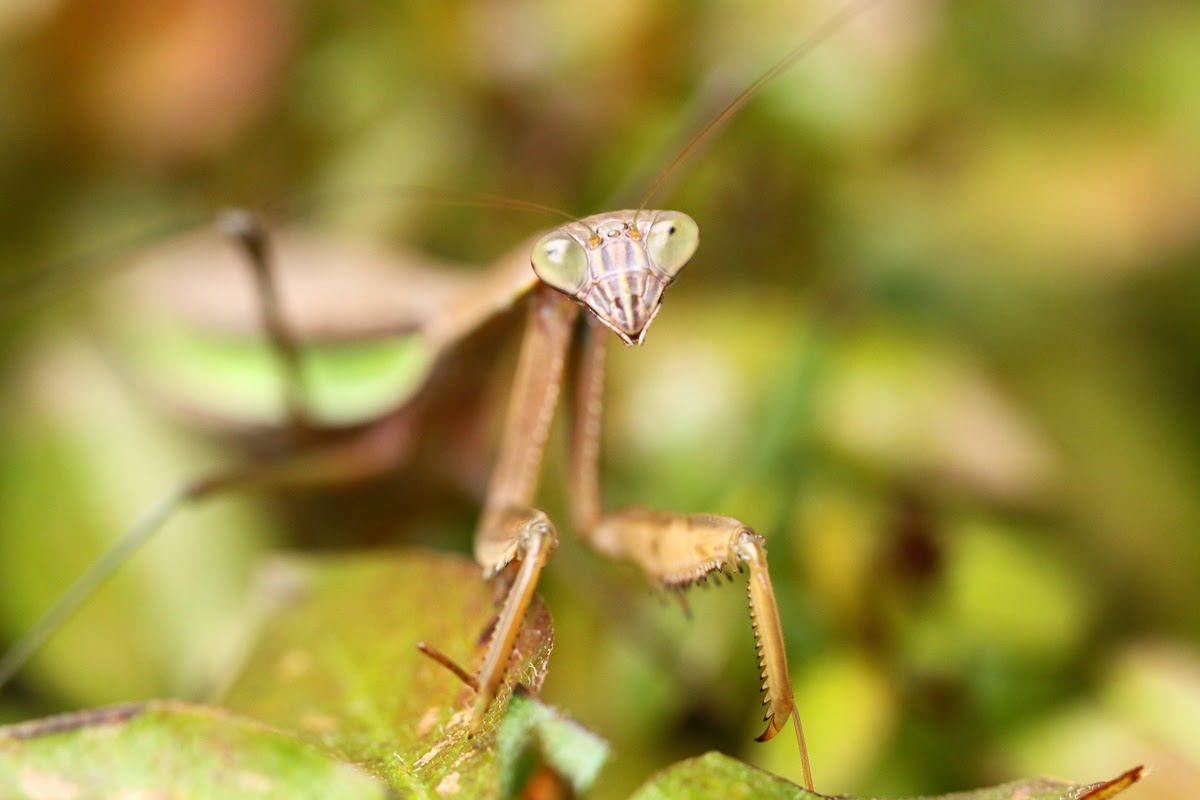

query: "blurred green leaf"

left=0, top=701, right=387, bottom=799
left=0, top=548, right=1149, bottom=798
left=220, top=548, right=559, bottom=795
left=498, top=689, right=610, bottom=797
left=630, top=752, right=1143, bottom=800
left=0, top=336, right=265, bottom=709
left=631, top=752, right=816, bottom=800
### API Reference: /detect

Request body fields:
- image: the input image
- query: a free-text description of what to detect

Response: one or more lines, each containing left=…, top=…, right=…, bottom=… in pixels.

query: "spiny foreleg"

left=590, top=509, right=812, bottom=789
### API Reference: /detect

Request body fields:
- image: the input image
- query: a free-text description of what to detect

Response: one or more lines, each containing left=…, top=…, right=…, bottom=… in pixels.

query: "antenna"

left=638, top=0, right=881, bottom=212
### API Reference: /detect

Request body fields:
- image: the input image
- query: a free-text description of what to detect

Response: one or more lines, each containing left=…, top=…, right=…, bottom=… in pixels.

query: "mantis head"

left=531, top=210, right=699, bottom=346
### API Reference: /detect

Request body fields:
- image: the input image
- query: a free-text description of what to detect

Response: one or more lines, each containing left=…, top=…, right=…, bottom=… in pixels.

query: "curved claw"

left=584, top=509, right=812, bottom=788
left=736, top=529, right=813, bottom=790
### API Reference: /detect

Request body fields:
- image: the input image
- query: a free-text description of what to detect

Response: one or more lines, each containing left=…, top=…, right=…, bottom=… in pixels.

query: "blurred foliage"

left=0, top=0, right=1197, bottom=798
left=0, top=553, right=1137, bottom=799
left=0, top=550, right=570, bottom=798
left=0, top=702, right=389, bottom=799
left=628, top=754, right=1142, bottom=800
left=218, top=551, right=558, bottom=795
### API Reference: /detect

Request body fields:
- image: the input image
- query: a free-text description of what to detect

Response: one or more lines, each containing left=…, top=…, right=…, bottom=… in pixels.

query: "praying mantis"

left=0, top=0, right=892, bottom=790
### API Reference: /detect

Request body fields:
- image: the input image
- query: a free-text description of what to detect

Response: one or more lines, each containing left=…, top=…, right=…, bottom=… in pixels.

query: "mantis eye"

left=646, top=211, right=699, bottom=280
left=531, top=231, right=589, bottom=296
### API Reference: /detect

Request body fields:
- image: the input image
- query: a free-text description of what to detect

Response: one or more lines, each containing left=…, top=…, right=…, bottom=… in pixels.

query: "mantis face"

left=531, top=210, right=700, bottom=345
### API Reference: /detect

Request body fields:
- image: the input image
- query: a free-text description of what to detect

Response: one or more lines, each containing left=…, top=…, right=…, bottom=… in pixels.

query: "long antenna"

left=638, top=0, right=881, bottom=211
left=264, top=183, right=601, bottom=242
left=1, top=184, right=583, bottom=319
left=264, top=184, right=580, bottom=228
left=0, top=214, right=212, bottom=316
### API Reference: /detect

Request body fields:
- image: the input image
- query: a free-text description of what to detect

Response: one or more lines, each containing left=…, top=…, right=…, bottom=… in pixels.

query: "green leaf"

left=629, top=752, right=1144, bottom=800
left=0, top=547, right=1146, bottom=799
left=117, top=322, right=433, bottom=427
left=630, top=752, right=818, bottom=800
left=497, top=688, right=610, bottom=797
left=0, top=701, right=387, bottom=799
left=219, top=548, right=559, bottom=796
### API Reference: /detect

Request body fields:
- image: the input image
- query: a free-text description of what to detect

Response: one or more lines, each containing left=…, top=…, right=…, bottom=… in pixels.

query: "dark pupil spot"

left=668, top=225, right=676, bottom=235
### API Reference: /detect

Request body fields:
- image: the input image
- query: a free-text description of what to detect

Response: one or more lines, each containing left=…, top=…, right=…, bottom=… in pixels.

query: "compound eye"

left=645, top=211, right=699, bottom=280
left=531, top=231, right=589, bottom=296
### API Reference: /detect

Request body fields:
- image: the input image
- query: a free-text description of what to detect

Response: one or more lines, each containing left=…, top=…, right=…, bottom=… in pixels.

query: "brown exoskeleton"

left=1, top=1, right=884, bottom=790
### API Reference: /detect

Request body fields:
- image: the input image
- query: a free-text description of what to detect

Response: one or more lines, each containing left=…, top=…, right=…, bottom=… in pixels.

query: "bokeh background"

left=1, top=1, right=1198, bottom=798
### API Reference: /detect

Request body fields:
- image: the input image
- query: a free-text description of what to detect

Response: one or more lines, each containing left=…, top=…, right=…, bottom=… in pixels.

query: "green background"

left=0, top=1, right=1197, bottom=798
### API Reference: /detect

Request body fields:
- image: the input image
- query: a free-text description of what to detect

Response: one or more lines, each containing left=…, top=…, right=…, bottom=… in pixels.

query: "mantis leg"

left=0, top=411, right=415, bottom=691
left=467, top=285, right=580, bottom=733
left=1, top=208, right=439, bottom=692
left=216, top=208, right=311, bottom=430
left=568, top=316, right=813, bottom=789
